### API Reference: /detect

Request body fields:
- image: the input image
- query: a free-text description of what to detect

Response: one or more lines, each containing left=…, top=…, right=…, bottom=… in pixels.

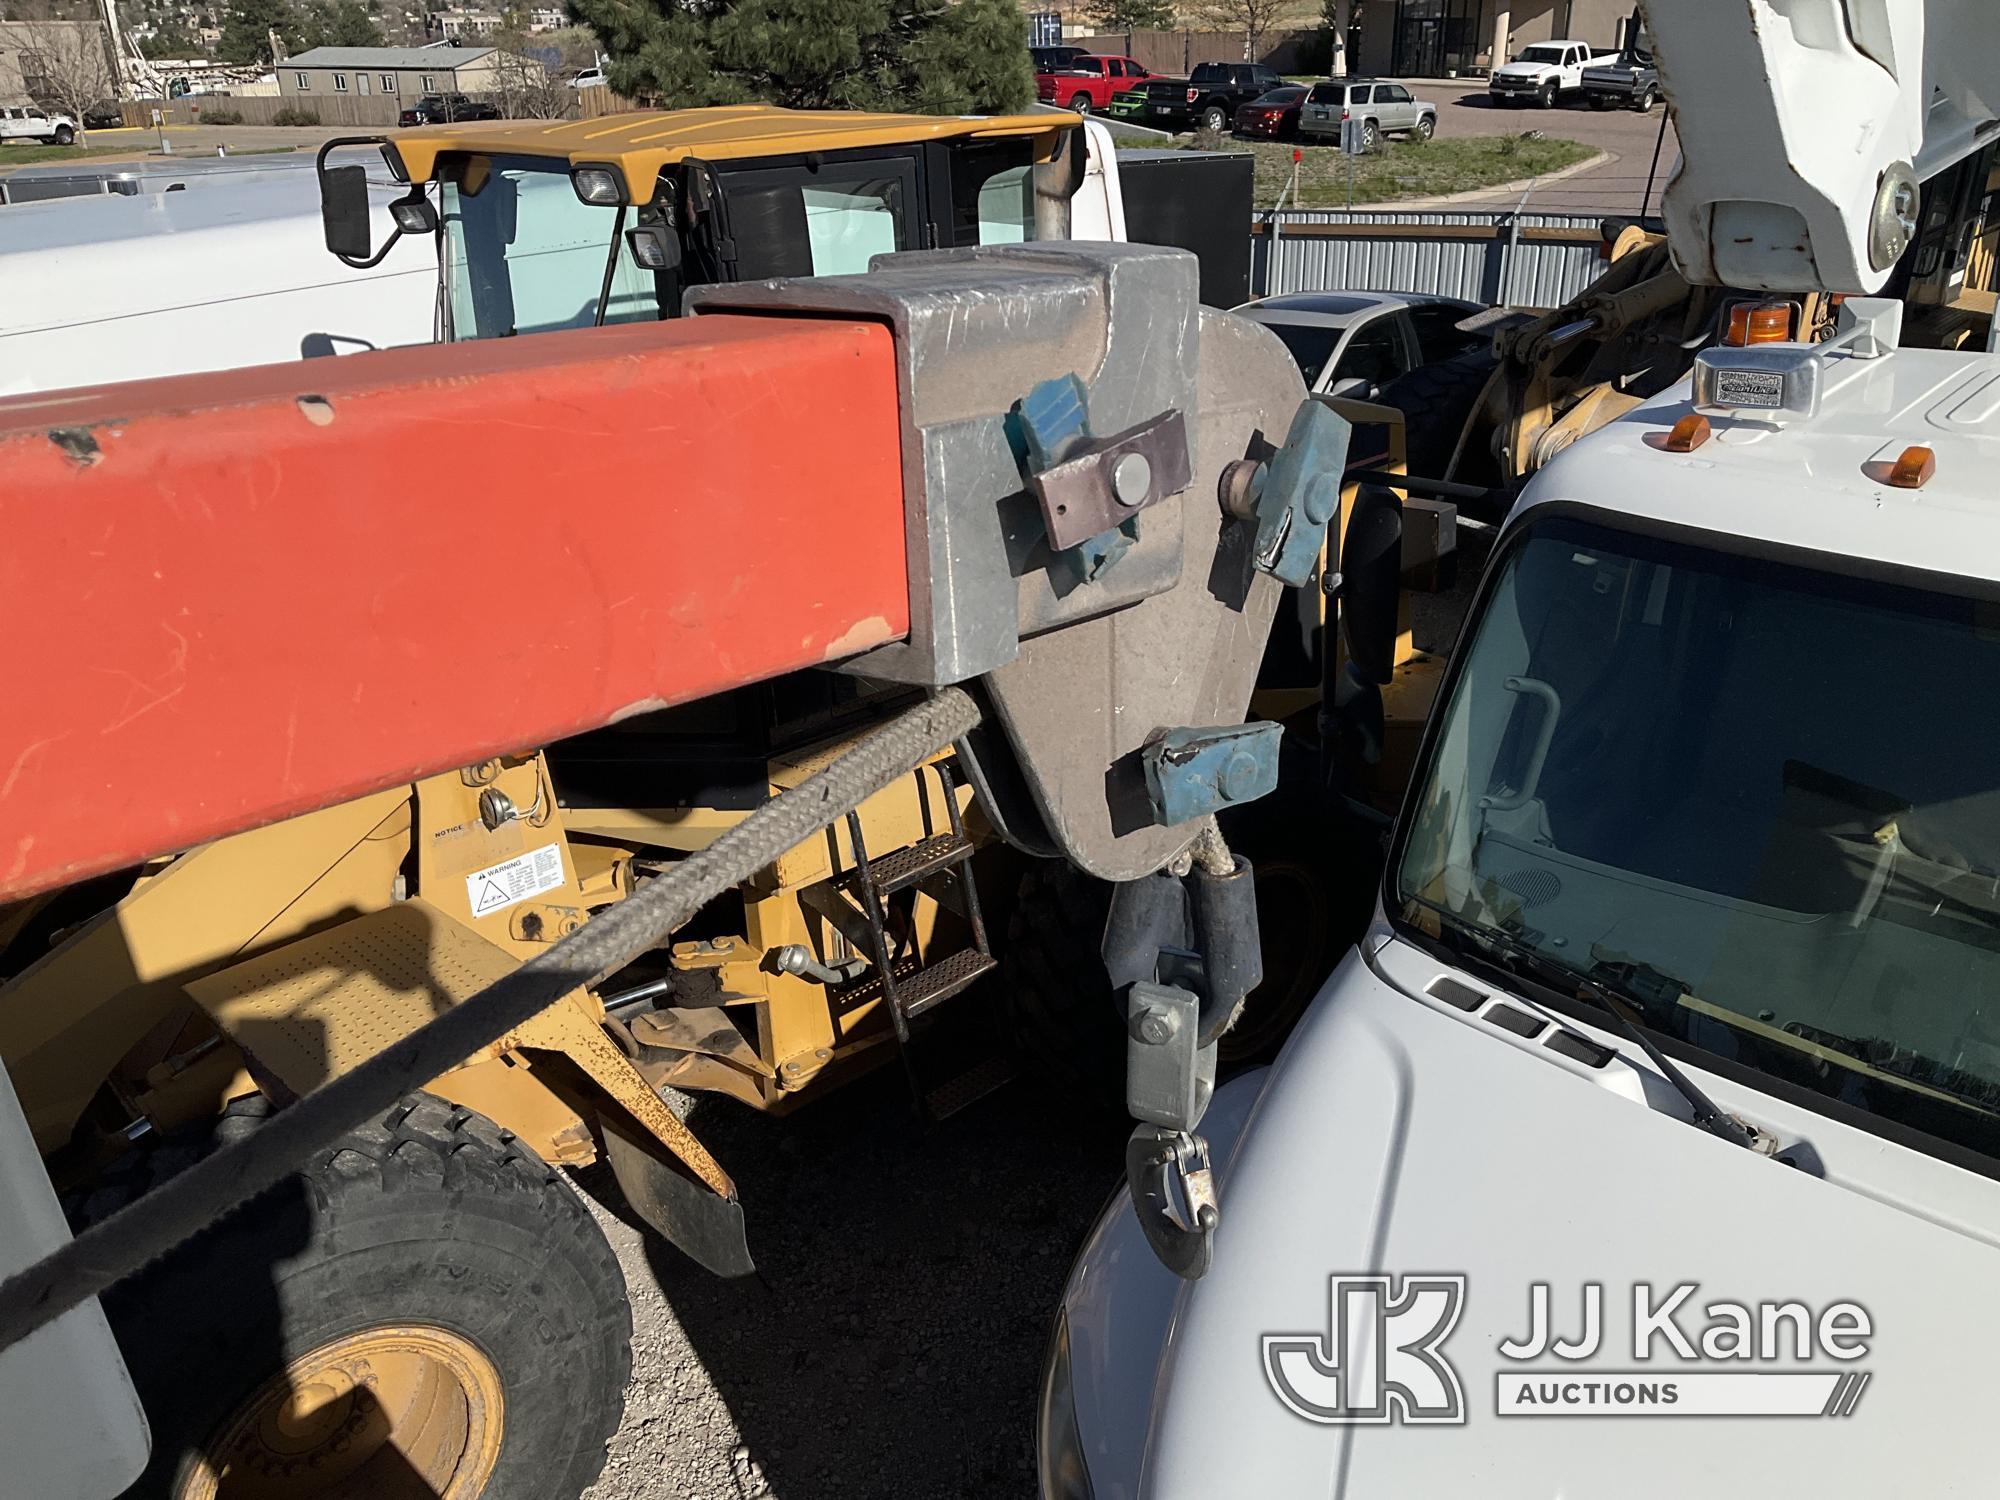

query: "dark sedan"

left=1234, top=85, right=1306, bottom=141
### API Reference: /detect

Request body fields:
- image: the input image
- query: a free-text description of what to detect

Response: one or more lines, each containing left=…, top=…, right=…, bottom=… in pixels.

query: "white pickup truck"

left=1487, top=39, right=1620, bottom=107
left=0, top=105, right=78, bottom=145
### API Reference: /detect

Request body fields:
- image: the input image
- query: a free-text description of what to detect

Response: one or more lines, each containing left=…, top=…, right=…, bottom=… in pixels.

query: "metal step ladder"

left=838, top=758, right=1005, bottom=1118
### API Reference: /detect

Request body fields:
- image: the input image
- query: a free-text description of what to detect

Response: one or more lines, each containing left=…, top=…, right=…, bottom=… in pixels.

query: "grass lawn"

left=0, top=142, right=144, bottom=166
left=1189, top=133, right=1596, bottom=208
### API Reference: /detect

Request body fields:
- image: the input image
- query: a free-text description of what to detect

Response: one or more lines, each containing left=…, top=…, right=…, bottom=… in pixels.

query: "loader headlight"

left=571, top=165, right=624, bottom=206
left=389, top=193, right=437, bottom=235
left=1037, top=1312, right=1096, bottom=1500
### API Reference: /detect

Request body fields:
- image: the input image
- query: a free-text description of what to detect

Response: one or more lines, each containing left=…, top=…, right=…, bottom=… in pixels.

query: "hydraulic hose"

left=0, top=687, right=982, bottom=1356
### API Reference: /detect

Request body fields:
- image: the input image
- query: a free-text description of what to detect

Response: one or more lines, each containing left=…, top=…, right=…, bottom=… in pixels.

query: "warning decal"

left=466, top=844, right=566, bottom=917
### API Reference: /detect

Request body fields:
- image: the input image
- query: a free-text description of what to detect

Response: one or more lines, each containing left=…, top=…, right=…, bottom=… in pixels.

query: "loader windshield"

left=1394, top=512, right=2000, bottom=1162
left=441, top=154, right=661, bottom=340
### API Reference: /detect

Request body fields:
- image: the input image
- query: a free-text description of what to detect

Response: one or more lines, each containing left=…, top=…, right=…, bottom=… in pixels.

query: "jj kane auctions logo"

left=1264, top=1277, right=1873, bottom=1423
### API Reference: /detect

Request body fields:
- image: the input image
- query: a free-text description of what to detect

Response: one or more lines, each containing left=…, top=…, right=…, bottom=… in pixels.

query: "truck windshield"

left=441, top=155, right=659, bottom=340
left=1394, top=513, right=2000, bottom=1160
left=1519, top=45, right=1569, bottom=62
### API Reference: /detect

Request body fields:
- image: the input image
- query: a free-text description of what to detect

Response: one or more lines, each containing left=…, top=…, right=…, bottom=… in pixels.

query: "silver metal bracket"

left=686, top=242, right=1201, bottom=686
left=693, top=246, right=1309, bottom=880
left=1125, top=980, right=1217, bottom=1131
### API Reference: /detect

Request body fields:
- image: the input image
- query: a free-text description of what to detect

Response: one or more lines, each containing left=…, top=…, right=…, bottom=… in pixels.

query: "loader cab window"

left=441, top=154, right=662, bottom=340
left=944, top=139, right=1037, bottom=247
left=711, top=154, right=922, bottom=281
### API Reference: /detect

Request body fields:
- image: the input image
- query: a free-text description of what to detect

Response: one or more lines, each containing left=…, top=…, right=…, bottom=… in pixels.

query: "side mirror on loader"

left=320, top=163, right=372, bottom=261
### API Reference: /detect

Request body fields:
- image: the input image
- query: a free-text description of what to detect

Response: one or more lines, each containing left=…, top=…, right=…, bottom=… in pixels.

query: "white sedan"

left=1232, top=289, right=1485, bottom=399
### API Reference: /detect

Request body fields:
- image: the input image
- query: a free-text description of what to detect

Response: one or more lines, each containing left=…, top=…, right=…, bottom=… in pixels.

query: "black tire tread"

left=1372, top=348, right=1497, bottom=487
left=84, top=1092, right=629, bottom=1500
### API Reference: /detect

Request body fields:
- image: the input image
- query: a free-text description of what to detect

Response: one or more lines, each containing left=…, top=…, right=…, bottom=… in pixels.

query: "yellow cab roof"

left=389, top=104, right=1073, bottom=203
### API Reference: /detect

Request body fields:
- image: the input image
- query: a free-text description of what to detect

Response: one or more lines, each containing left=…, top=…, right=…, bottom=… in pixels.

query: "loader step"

left=857, top=832, right=974, bottom=895
left=897, top=948, right=998, bottom=1020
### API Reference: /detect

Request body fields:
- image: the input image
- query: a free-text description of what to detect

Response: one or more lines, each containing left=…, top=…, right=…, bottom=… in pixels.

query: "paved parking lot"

left=1373, top=76, right=1679, bottom=216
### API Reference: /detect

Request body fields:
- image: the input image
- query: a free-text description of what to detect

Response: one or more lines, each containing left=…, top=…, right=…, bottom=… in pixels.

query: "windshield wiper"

left=1412, top=898, right=1768, bottom=1153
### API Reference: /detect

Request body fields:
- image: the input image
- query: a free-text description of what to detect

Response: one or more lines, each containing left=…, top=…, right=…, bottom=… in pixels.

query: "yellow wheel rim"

left=178, top=1325, right=504, bottom=1500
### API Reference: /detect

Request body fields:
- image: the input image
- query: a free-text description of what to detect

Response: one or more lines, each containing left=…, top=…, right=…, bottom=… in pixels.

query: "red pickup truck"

left=1035, top=54, right=1156, bottom=114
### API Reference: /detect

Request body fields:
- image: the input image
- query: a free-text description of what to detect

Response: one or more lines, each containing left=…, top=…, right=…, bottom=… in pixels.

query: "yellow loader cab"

left=316, top=104, right=1086, bottom=340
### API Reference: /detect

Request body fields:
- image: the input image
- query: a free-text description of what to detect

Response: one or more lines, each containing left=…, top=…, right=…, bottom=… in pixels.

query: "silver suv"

left=1298, top=79, right=1436, bottom=148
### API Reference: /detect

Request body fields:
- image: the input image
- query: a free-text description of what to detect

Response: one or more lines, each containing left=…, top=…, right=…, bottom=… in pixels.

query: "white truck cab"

left=1488, top=39, right=1617, bottom=107
left=0, top=105, right=78, bottom=145
left=1044, top=303, right=2000, bottom=1496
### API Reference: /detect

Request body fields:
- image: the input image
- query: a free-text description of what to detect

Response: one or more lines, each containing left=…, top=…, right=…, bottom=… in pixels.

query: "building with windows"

left=1353, top=0, right=1634, bottom=79
left=277, top=45, right=509, bottom=102
left=0, top=18, right=112, bottom=109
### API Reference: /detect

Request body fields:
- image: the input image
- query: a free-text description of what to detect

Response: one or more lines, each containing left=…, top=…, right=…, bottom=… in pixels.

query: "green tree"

left=217, top=0, right=293, bottom=64
left=145, top=18, right=206, bottom=55
left=294, top=0, right=384, bottom=47
left=567, top=0, right=1032, bottom=113
left=1084, top=0, right=1175, bottom=32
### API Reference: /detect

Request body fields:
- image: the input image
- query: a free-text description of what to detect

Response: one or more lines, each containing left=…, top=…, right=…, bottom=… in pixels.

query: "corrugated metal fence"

left=1252, top=209, right=1609, bottom=308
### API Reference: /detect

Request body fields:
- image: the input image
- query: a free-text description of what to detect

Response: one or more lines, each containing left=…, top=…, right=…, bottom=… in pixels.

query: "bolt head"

left=1219, top=750, right=1263, bottom=803
left=1302, top=471, right=1340, bottom=525
left=1112, top=450, right=1153, bottom=507
left=1870, top=162, right=1920, bottom=270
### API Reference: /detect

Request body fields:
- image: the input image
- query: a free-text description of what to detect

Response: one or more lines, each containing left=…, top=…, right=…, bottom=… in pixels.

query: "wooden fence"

left=120, top=93, right=405, bottom=128
left=1070, top=28, right=1329, bottom=77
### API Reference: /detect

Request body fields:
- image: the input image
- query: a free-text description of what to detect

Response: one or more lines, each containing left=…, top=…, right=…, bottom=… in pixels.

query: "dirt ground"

left=571, top=1070, right=1130, bottom=1499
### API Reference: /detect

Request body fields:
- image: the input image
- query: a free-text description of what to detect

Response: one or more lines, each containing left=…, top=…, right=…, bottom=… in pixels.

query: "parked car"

left=1030, top=45, right=1089, bottom=74
left=569, top=67, right=608, bottom=90
left=1582, top=27, right=1658, bottom=110
left=1488, top=38, right=1621, bottom=107
left=397, top=94, right=501, bottom=126
left=1035, top=54, right=1156, bottom=114
left=82, top=100, right=125, bottom=130
left=1233, top=85, right=1307, bottom=141
left=1298, top=79, right=1436, bottom=148
left=1107, top=88, right=1147, bottom=122
left=0, top=105, right=77, bottom=146
left=1133, top=61, right=1286, bottom=134
left=1232, top=290, right=1485, bottom=398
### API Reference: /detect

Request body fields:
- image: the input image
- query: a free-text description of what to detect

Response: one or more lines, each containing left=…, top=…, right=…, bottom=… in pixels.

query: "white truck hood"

left=1096, top=938, right=2000, bottom=1498
left=1492, top=59, right=1559, bottom=80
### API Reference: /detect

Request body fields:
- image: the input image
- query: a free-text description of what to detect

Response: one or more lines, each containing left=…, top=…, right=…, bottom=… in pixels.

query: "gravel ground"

left=573, top=1067, right=1131, bottom=1500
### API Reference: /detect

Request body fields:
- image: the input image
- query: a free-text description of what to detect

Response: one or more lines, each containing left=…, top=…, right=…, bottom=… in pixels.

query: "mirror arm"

left=334, top=226, right=405, bottom=272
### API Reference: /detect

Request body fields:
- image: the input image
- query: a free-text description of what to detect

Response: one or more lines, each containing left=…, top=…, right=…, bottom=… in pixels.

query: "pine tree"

left=1084, top=0, right=1175, bottom=33
left=217, top=0, right=293, bottom=63
left=565, top=0, right=1032, bottom=113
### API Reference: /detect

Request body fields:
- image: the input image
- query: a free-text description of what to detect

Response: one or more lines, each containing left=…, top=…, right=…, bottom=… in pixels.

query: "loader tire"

left=1373, top=349, right=1500, bottom=501
left=1001, top=858, right=1125, bottom=1109
left=83, top=1092, right=631, bottom=1500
